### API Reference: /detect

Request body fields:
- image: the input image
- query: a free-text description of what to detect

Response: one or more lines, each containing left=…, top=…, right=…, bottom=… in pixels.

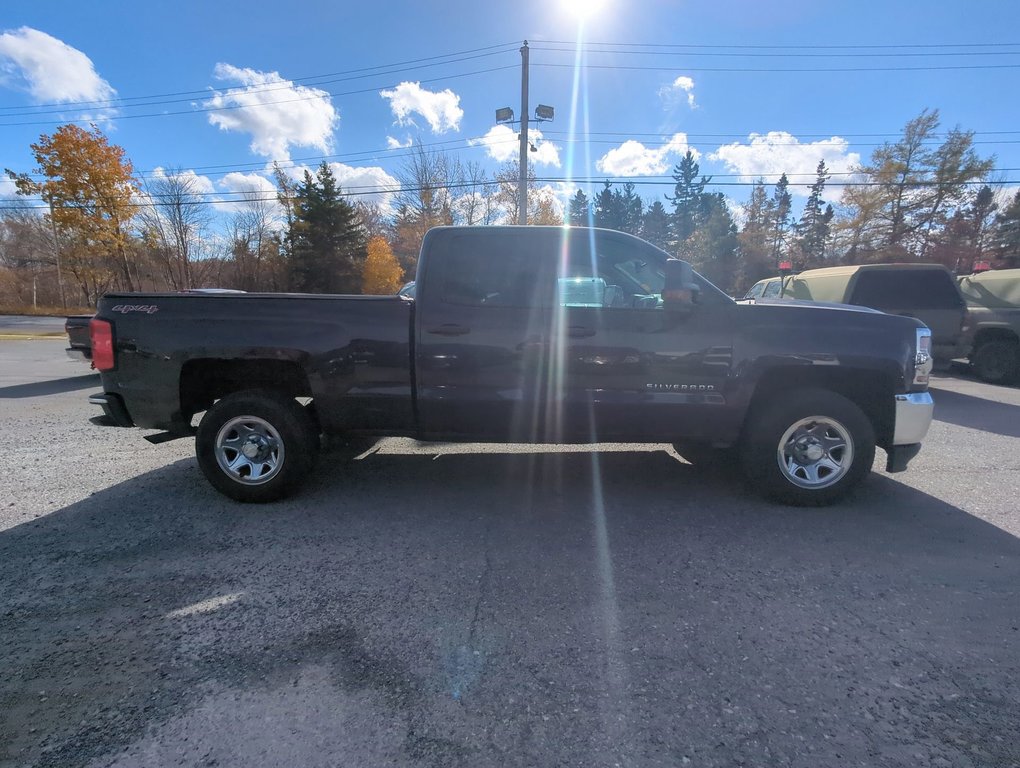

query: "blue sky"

left=1, top=0, right=1018, bottom=219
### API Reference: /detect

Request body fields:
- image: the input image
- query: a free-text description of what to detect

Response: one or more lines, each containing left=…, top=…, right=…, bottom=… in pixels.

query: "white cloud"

left=151, top=167, right=216, bottom=195
left=220, top=172, right=277, bottom=196
left=380, top=82, right=463, bottom=134
left=661, top=75, right=696, bottom=109
left=328, top=162, right=400, bottom=213
left=204, top=63, right=338, bottom=160
left=386, top=135, right=413, bottom=149
left=0, top=27, right=116, bottom=105
left=596, top=133, right=697, bottom=176
left=709, top=132, right=861, bottom=196
left=468, top=124, right=561, bottom=168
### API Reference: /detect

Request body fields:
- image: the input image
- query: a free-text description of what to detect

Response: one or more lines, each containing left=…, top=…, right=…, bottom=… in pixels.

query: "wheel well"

left=180, top=359, right=312, bottom=422
left=746, top=367, right=896, bottom=447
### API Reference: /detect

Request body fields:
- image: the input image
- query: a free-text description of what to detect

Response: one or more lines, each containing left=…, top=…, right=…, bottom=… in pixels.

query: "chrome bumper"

left=893, top=392, right=934, bottom=445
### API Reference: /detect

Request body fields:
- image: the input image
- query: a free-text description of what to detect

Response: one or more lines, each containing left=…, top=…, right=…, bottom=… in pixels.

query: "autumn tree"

left=6, top=124, right=138, bottom=304
left=361, top=235, right=404, bottom=294
left=736, top=179, right=775, bottom=291
left=391, top=144, right=454, bottom=273
left=228, top=182, right=284, bottom=291
left=843, top=109, right=994, bottom=261
left=992, top=190, right=1020, bottom=266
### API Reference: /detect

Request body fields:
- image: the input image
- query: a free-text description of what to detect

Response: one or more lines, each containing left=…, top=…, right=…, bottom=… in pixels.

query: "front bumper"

left=893, top=392, right=934, bottom=445
left=885, top=391, right=934, bottom=473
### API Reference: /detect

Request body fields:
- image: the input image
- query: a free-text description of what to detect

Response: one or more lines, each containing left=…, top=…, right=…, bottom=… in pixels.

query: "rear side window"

left=850, top=270, right=963, bottom=310
left=762, top=280, right=782, bottom=298
left=436, top=235, right=554, bottom=308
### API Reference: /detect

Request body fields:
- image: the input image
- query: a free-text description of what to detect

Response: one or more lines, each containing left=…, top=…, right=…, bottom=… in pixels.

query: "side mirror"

left=662, top=259, right=700, bottom=311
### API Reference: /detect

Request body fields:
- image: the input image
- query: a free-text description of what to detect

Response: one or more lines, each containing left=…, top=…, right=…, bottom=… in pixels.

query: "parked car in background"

left=957, top=268, right=1020, bottom=384
left=759, top=264, right=967, bottom=364
left=742, top=276, right=787, bottom=300
left=64, top=315, right=93, bottom=362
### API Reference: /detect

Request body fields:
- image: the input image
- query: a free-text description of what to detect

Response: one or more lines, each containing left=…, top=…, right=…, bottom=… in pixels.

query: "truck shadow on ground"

left=929, top=385, right=1020, bottom=438
left=0, top=373, right=99, bottom=400
left=2, top=448, right=1019, bottom=767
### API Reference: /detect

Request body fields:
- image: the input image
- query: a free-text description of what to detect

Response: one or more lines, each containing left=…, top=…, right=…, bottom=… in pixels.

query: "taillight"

left=90, top=318, right=115, bottom=371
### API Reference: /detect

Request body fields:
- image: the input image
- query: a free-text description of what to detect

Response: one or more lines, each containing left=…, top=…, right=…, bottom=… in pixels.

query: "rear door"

left=415, top=229, right=556, bottom=440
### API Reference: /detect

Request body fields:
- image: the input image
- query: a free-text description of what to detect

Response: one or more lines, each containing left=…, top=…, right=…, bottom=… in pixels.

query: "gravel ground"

left=1, top=339, right=1018, bottom=768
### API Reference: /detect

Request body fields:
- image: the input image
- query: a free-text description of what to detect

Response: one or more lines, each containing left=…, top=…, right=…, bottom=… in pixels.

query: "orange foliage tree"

left=361, top=235, right=404, bottom=294
left=7, top=124, right=138, bottom=304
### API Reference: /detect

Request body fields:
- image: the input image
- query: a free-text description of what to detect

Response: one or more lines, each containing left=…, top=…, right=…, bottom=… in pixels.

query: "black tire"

left=740, top=388, right=875, bottom=507
left=196, top=389, right=319, bottom=503
left=972, top=340, right=1020, bottom=385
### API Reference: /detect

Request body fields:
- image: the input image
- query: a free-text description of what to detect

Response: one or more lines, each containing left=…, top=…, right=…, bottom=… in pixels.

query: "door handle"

left=568, top=325, right=596, bottom=338
left=427, top=323, right=471, bottom=336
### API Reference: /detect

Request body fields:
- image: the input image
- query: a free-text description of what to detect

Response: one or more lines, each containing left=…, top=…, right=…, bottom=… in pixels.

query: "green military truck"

left=743, top=264, right=967, bottom=365
left=958, top=268, right=1020, bottom=384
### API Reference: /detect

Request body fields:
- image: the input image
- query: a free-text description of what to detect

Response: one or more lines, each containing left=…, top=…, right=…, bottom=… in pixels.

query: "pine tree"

left=640, top=201, right=671, bottom=251
left=618, top=182, right=643, bottom=235
left=667, top=151, right=710, bottom=249
left=567, top=190, right=590, bottom=226
left=287, top=162, right=366, bottom=294
left=593, top=181, right=621, bottom=230
left=769, top=173, right=792, bottom=268
left=795, top=161, right=834, bottom=266
left=689, top=193, right=738, bottom=292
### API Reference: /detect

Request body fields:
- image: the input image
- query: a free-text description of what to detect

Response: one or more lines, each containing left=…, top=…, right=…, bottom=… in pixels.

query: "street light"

left=535, top=104, right=554, bottom=122
left=495, top=107, right=514, bottom=124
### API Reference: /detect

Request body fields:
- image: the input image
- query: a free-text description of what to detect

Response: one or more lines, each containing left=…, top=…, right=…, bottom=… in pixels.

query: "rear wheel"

left=740, top=388, right=875, bottom=506
left=196, top=389, right=319, bottom=503
left=972, top=339, right=1020, bottom=385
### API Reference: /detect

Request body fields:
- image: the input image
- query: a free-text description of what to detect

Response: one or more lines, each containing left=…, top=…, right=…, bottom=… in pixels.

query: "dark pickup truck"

left=88, top=226, right=934, bottom=506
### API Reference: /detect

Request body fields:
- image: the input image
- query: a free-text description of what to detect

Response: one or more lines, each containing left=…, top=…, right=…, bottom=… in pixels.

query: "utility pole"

left=518, top=41, right=529, bottom=225
left=47, top=195, right=66, bottom=310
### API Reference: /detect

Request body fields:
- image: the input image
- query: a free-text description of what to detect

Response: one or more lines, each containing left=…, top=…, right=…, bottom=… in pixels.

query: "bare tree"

left=228, top=183, right=280, bottom=291
left=139, top=168, right=213, bottom=290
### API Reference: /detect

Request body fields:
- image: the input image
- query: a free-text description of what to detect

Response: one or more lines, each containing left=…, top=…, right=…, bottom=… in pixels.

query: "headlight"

left=913, top=328, right=932, bottom=388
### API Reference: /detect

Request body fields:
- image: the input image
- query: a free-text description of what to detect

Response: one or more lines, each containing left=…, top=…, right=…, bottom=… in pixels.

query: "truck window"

left=744, top=282, right=765, bottom=299
left=850, top=270, right=963, bottom=310
left=438, top=236, right=554, bottom=308
left=562, top=235, right=664, bottom=310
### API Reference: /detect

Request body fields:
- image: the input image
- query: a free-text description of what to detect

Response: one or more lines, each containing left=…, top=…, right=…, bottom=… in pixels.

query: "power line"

left=0, top=64, right=519, bottom=128
left=533, top=61, right=1020, bottom=74
left=540, top=40, right=1020, bottom=50
left=531, top=44, right=1020, bottom=59
left=0, top=48, right=520, bottom=118
left=0, top=42, right=520, bottom=112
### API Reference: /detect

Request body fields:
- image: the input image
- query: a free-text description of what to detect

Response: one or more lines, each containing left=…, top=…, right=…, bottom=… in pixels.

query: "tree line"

left=2, top=109, right=1019, bottom=310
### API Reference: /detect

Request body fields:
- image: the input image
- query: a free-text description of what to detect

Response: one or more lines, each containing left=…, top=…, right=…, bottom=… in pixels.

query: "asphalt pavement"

left=0, top=315, right=69, bottom=337
left=1, top=339, right=1018, bottom=768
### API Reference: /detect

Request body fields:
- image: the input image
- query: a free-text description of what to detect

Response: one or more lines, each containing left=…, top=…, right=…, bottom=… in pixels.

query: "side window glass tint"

left=561, top=236, right=664, bottom=310
left=763, top=281, right=782, bottom=298
left=439, top=237, right=551, bottom=307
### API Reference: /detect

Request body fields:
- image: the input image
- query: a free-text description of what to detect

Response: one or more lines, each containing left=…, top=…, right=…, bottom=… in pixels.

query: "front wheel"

left=972, top=340, right=1020, bottom=385
left=740, top=389, right=875, bottom=506
left=196, top=389, right=319, bottom=503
